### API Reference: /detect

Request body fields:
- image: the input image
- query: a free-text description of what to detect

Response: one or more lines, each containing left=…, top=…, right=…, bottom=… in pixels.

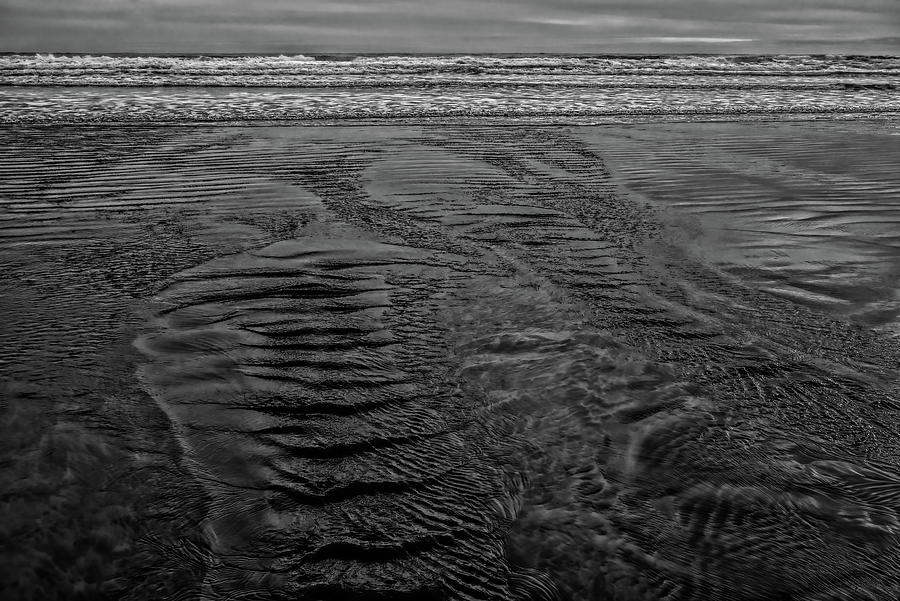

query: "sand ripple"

left=4, top=123, right=900, bottom=599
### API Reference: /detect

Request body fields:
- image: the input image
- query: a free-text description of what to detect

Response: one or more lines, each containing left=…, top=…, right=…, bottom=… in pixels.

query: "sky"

left=1, top=0, right=898, bottom=55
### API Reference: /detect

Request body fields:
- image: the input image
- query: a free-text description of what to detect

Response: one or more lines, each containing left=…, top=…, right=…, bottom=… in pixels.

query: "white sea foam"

left=2, top=54, right=899, bottom=87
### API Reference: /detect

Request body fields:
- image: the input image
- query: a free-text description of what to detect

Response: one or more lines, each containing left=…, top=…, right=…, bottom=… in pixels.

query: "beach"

left=3, top=122, right=900, bottom=599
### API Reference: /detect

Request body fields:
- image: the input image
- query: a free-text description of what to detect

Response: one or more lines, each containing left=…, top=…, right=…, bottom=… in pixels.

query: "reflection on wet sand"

left=3, top=123, right=900, bottom=600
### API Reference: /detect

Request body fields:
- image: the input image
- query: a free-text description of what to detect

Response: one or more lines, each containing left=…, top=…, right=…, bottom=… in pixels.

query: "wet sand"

left=3, top=123, right=900, bottom=600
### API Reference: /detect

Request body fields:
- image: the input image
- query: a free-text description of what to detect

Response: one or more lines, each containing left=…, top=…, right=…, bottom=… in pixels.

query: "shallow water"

left=3, top=123, right=900, bottom=600
left=4, top=84, right=900, bottom=124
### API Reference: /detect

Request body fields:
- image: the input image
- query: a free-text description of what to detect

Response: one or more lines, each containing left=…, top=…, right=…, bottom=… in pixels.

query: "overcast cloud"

left=1, top=0, right=898, bottom=54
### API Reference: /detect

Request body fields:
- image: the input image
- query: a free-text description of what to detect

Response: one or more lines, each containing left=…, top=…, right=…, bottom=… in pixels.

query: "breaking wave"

left=1, top=54, right=899, bottom=124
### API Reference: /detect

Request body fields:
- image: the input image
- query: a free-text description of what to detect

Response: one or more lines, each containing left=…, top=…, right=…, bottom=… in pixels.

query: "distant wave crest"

left=2, top=54, right=899, bottom=88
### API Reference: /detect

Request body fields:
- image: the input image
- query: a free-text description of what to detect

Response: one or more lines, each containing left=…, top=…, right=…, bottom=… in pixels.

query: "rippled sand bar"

left=3, top=123, right=900, bottom=600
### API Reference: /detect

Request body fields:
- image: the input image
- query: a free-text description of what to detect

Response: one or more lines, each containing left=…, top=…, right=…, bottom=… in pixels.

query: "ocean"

left=2, top=54, right=900, bottom=123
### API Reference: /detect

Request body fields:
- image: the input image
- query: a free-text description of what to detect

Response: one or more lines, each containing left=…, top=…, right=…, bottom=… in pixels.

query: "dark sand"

left=3, top=123, right=900, bottom=600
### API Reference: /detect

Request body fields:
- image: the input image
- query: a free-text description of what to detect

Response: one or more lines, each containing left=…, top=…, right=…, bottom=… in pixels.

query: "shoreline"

left=3, top=109, right=900, bottom=127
